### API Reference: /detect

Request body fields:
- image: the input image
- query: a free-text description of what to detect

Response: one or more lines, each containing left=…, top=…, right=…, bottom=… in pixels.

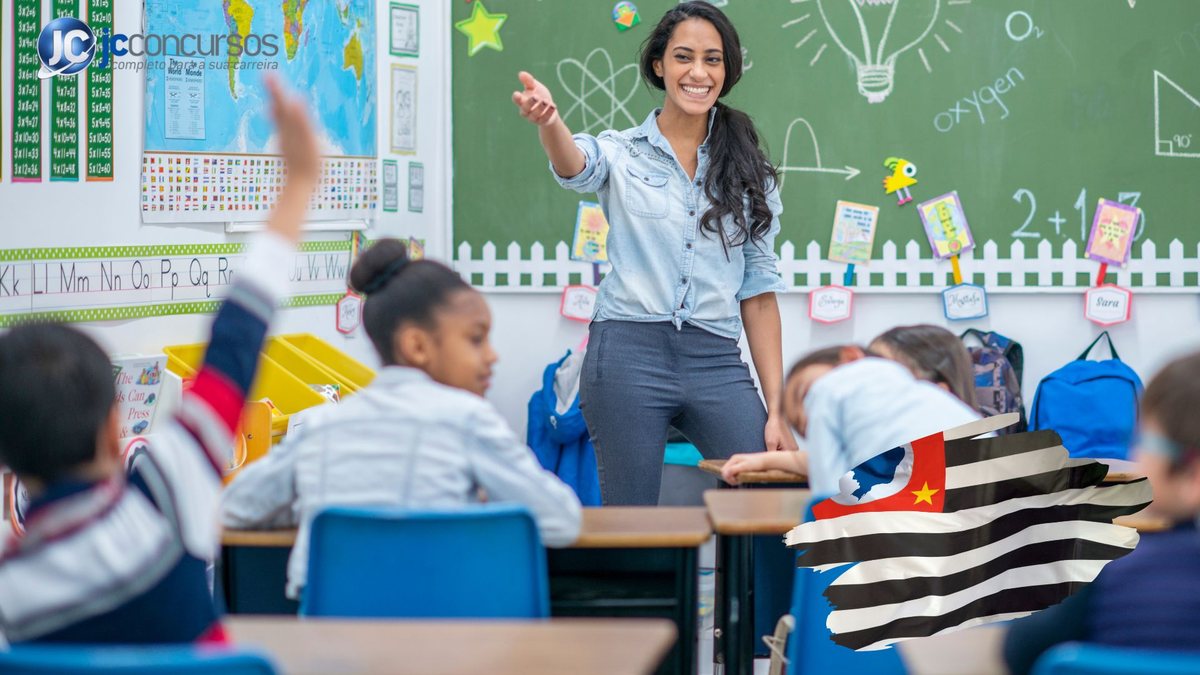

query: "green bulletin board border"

left=0, top=241, right=352, bottom=326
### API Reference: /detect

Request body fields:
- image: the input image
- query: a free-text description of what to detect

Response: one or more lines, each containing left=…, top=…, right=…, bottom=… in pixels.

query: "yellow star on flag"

left=912, top=481, right=939, bottom=506
left=455, top=1, right=507, bottom=57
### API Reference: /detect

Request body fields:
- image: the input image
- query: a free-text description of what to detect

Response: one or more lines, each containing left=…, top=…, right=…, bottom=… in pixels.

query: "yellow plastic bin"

left=264, top=339, right=360, bottom=396
left=278, top=334, right=375, bottom=390
left=162, top=343, right=326, bottom=435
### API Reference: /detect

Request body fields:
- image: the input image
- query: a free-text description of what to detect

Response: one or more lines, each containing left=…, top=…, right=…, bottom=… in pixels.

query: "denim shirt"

left=552, top=109, right=786, bottom=340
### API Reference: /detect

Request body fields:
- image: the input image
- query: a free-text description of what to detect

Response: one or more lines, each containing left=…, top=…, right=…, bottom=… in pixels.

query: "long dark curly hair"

left=639, top=1, right=779, bottom=254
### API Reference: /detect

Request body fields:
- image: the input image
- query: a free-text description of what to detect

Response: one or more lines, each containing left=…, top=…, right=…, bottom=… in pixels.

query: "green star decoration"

left=455, top=1, right=508, bottom=57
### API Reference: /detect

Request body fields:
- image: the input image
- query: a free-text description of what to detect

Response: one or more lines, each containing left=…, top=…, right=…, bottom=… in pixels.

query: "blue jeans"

left=580, top=321, right=769, bottom=505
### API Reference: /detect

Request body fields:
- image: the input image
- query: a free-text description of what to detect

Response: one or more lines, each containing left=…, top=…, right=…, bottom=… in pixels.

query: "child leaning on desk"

left=0, top=74, right=317, bottom=645
left=1004, top=350, right=1200, bottom=674
left=221, top=239, right=583, bottom=600
left=720, top=342, right=979, bottom=498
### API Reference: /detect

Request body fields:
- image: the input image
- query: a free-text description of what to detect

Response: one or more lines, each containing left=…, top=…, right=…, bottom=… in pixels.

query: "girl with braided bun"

left=222, top=239, right=582, bottom=599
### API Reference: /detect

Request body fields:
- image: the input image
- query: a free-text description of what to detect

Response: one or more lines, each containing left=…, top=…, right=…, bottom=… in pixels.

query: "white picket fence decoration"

left=454, top=239, right=1200, bottom=294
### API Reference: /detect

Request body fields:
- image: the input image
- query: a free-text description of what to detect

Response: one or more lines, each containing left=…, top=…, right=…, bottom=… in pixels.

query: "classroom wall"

left=2, top=1, right=1196, bottom=444
left=0, top=0, right=451, bottom=368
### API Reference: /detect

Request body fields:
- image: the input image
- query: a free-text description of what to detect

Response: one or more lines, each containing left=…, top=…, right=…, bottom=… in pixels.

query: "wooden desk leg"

left=717, top=534, right=754, bottom=675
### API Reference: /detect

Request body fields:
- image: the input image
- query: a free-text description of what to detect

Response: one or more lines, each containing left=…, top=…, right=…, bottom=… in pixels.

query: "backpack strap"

left=1078, top=331, right=1120, bottom=361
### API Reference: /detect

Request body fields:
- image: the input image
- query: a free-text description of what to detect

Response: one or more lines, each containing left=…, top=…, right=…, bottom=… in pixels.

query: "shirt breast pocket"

left=623, top=166, right=670, bottom=219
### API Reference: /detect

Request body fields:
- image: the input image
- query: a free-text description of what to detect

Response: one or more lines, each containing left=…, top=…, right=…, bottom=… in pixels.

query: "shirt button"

left=680, top=277, right=688, bottom=285
left=686, top=242, right=693, bottom=249
left=689, top=210, right=696, bottom=216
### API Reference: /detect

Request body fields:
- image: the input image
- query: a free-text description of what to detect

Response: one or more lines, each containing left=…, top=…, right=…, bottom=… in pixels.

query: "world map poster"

left=141, top=0, right=378, bottom=223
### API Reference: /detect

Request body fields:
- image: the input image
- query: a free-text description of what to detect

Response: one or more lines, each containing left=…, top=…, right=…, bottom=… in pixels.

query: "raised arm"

left=512, top=71, right=586, bottom=179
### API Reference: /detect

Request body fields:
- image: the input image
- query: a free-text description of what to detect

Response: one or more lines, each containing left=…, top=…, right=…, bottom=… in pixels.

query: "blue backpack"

left=1029, top=332, right=1142, bottom=459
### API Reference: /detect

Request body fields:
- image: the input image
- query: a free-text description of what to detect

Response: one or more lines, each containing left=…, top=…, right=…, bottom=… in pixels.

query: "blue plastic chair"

left=1033, top=643, right=1200, bottom=675
left=785, top=498, right=906, bottom=675
left=0, top=645, right=276, bottom=674
left=301, top=503, right=550, bottom=618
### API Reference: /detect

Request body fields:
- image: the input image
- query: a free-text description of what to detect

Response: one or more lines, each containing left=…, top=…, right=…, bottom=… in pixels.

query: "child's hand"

left=721, top=453, right=771, bottom=485
left=264, top=74, right=320, bottom=242
left=512, top=71, right=560, bottom=127
left=266, top=74, right=320, bottom=188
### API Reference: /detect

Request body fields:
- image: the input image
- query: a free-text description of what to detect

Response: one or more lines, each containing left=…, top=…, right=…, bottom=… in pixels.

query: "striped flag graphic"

left=785, top=415, right=1153, bottom=651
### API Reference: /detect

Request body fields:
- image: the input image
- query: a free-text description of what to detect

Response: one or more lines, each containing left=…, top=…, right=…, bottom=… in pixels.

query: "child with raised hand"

left=1004, top=350, right=1200, bottom=674
left=720, top=344, right=979, bottom=496
left=0, top=74, right=318, bottom=644
left=221, top=240, right=583, bottom=600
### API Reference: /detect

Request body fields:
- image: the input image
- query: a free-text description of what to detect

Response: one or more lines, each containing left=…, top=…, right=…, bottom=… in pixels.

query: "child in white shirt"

left=222, top=239, right=582, bottom=599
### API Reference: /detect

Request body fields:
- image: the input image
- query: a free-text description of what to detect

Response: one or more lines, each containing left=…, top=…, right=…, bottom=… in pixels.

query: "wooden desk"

left=703, top=489, right=811, bottom=675
left=221, top=507, right=711, bottom=675
left=697, top=459, right=807, bottom=486
left=1115, top=513, right=1171, bottom=532
left=1099, top=458, right=1143, bottom=484
left=227, top=616, right=676, bottom=675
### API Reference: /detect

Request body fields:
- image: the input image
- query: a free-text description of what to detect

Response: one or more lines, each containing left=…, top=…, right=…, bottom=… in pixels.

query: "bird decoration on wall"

left=883, top=157, right=918, bottom=206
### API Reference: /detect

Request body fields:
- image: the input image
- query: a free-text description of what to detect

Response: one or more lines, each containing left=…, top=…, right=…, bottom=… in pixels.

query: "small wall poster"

left=1086, top=199, right=1140, bottom=267
left=828, top=200, right=880, bottom=266
left=917, top=191, right=975, bottom=259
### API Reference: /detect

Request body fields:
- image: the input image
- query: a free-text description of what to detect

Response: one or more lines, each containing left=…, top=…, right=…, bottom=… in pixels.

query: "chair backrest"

left=301, top=503, right=549, bottom=619
left=0, top=646, right=276, bottom=674
left=1033, top=643, right=1200, bottom=675
left=785, top=498, right=906, bottom=675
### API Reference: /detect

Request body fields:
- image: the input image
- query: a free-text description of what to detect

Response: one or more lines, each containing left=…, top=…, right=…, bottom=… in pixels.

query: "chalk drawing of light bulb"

left=815, top=0, right=940, bottom=104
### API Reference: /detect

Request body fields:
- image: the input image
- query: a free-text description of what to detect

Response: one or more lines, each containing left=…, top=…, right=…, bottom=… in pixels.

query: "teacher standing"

left=513, top=2, right=795, bottom=505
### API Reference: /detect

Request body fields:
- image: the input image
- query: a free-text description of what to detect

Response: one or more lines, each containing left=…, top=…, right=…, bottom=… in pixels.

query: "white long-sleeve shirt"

left=221, top=366, right=583, bottom=599
left=804, top=358, right=981, bottom=497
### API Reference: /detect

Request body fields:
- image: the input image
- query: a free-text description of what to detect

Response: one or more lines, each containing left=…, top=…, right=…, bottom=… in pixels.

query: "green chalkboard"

left=452, top=0, right=1200, bottom=291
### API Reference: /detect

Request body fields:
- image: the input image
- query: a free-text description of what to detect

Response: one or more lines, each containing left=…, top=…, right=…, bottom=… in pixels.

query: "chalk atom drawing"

left=778, top=117, right=861, bottom=187
left=556, top=49, right=640, bottom=134
left=1153, top=70, right=1200, bottom=158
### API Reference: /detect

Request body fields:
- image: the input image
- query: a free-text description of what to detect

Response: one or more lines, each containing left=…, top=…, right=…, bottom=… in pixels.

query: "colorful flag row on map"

left=140, top=153, right=378, bottom=222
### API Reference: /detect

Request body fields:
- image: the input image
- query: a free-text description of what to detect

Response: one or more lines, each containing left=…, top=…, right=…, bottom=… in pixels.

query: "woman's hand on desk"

left=764, top=414, right=799, bottom=453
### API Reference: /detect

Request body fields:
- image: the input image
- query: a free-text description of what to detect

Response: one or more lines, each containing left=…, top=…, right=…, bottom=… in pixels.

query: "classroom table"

left=697, top=459, right=807, bottom=487
left=220, top=506, right=711, bottom=675
left=697, top=456, right=1142, bottom=487
left=226, top=616, right=677, bottom=675
left=1098, top=458, right=1143, bottom=484
left=702, top=488, right=811, bottom=675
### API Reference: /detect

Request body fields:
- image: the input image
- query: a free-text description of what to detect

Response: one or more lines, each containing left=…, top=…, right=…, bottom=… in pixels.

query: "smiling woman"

left=512, top=2, right=794, bottom=505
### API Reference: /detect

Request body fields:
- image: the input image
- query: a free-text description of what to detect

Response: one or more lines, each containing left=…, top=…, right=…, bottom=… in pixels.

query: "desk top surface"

left=697, top=459, right=808, bottom=485
left=226, top=616, right=676, bottom=675
left=223, top=506, right=712, bottom=549
left=702, top=489, right=812, bottom=535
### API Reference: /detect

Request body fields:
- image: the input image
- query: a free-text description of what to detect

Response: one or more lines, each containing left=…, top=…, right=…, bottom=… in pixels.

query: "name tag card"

left=1084, top=284, right=1132, bottom=326
left=809, top=285, right=854, bottom=324
left=942, top=283, right=989, bottom=321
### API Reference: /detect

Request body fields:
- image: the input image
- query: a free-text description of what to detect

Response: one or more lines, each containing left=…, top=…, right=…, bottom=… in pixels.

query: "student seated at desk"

left=221, top=240, right=583, bottom=600
left=0, top=76, right=317, bottom=645
left=721, top=344, right=978, bottom=498
left=1004, top=351, right=1200, bottom=675
left=868, top=324, right=978, bottom=410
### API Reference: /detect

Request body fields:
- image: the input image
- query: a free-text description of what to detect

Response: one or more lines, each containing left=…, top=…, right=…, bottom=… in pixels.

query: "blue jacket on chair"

left=527, top=351, right=602, bottom=506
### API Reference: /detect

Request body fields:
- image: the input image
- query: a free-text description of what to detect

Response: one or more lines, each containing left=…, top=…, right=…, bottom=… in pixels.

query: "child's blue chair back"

left=301, top=503, right=550, bottom=619
left=785, top=498, right=906, bottom=675
left=0, top=646, right=276, bottom=673
left=1033, top=643, right=1200, bottom=675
